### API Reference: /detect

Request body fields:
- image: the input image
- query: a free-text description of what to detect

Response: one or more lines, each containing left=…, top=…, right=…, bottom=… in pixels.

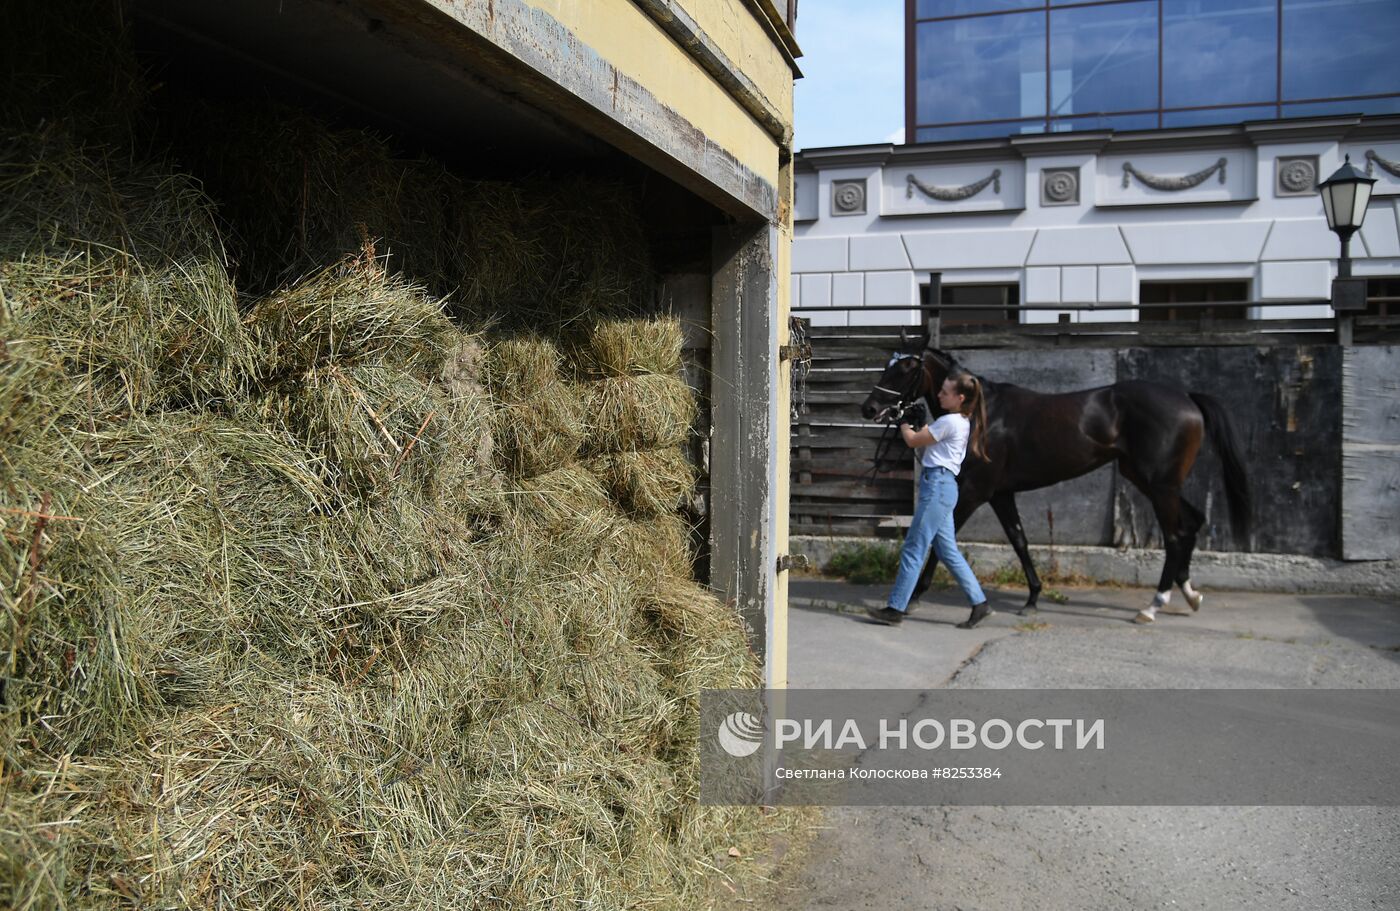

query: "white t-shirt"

left=921, top=412, right=970, bottom=474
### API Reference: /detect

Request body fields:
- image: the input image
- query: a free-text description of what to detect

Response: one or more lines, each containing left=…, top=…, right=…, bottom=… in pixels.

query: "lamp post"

left=1317, top=155, right=1377, bottom=344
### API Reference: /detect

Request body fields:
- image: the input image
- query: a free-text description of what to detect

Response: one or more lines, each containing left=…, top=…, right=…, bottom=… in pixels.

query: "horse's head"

left=859, top=347, right=961, bottom=421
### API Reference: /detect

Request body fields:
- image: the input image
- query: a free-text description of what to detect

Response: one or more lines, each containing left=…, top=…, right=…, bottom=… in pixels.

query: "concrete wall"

left=792, top=116, right=1400, bottom=328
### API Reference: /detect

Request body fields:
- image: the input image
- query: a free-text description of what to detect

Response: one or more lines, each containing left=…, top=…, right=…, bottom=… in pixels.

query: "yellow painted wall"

left=665, top=0, right=796, bottom=115
left=771, top=158, right=794, bottom=689
left=527, top=0, right=793, bottom=188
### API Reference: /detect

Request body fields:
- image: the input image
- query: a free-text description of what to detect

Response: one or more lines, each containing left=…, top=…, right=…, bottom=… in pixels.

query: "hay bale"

left=580, top=374, right=695, bottom=454
left=2, top=253, right=255, bottom=413
left=0, top=131, right=256, bottom=412
left=484, top=337, right=587, bottom=477
left=246, top=261, right=456, bottom=382
left=505, top=465, right=617, bottom=540
left=0, top=130, right=221, bottom=264
left=451, top=179, right=652, bottom=333
left=604, top=514, right=696, bottom=582
left=244, top=263, right=497, bottom=507
left=589, top=446, right=696, bottom=517
left=250, top=363, right=443, bottom=503
left=577, top=317, right=685, bottom=378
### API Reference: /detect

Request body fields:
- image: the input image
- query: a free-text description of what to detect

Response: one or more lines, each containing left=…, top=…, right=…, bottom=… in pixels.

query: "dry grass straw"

left=1, top=88, right=807, bottom=910
left=1, top=0, right=147, bottom=138
left=484, top=336, right=587, bottom=478
left=590, top=447, right=696, bottom=517
left=162, top=102, right=652, bottom=335
left=581, top=374, right=696, bottom=454
left=577, top=317, right=685, bottom=378
left=1, top=131, right=255, bottom=413
left=243, top=261, right=496, bottom=509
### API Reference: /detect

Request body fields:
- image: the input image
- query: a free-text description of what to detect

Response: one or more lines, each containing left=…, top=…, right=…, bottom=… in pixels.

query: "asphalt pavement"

left=759, top=578, right=1400, bottom=910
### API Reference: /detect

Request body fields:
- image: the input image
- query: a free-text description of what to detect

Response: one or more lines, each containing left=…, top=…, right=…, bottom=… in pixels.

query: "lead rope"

left=866, top=420, right=902, bottom=484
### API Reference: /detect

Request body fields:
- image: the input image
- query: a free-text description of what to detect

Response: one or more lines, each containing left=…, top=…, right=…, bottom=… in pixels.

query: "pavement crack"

left=944, top=641, right=990, bottom=687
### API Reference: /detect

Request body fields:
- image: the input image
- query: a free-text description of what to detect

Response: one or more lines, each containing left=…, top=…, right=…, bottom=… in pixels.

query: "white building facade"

left=793, top=114, right=1400, bottom=327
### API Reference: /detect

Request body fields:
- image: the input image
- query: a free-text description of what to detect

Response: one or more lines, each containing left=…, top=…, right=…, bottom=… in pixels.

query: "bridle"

left=865, top=347, right=966, bottom=483
left=867, top=350, right=932, bottom=482
left=870, top=352, right=929, bottom=423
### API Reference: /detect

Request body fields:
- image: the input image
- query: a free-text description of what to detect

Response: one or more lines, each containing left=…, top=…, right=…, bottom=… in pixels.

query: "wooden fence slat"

left=791, top=481, right=913, bottom=500
left=791, top=502, right=912, bottom=517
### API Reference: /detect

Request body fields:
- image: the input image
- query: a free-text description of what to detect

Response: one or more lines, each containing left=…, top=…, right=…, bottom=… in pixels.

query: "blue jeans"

left=886, top=466, right=986, bottom=613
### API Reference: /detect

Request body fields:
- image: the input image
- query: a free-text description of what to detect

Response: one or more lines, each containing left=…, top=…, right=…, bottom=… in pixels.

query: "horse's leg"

left=1119, top=462, right=1185, bottom=624
left=1174, top=497, right=1206, bottom=611
left=910, top=490, right=985, bottom=605
left=988, top=491, right=1042, bottom=615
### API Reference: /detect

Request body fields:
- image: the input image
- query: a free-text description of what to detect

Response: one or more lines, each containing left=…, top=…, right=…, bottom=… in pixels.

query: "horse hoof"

left=1018, top=607, right=1038, bottom=617
left=1133, top=610, right=1155, bottom=625
left=1188, top=593, right=1204, bottom=612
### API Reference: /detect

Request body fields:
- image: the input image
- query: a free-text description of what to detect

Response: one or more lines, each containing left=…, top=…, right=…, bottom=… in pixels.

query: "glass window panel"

left=1049, top=1, right=1158, bottom=118
left=1282, top=0, right=1400, bottom=100
left=917, top=0, right=1040, bottom=17
left=1162, top=105, right=1277, bottom=127
left=916, top=12, right=1048, bottom=124
left=1164, top=0, right=1277, bottom=108
left=1050, top=112, right=1159, bottom=133
left=916, top=119, right=1046, bottom=142
left=1281, top=96, right=1400, bottom=118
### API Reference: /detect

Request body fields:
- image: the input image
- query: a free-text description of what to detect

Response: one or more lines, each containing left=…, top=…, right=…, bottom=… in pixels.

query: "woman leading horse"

left=860, top=347, right=1251, bottom=624
left=866, top=370, right=994, bottom=630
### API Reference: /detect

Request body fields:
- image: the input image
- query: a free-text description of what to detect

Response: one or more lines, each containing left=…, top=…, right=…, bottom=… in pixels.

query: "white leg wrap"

left=1183, top=580, right=1203, bottom=610
left=1151, top=591, right=1171, bottom=609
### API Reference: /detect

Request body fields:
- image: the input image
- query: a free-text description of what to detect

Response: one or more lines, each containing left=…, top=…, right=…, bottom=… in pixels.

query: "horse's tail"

left=1189, top=392, right=1252, bottom=545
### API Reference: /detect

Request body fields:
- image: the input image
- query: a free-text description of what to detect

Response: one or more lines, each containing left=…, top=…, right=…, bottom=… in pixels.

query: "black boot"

left=865, top=605, right=905, bottom=626
left=956, top=601, right=991, bottom=629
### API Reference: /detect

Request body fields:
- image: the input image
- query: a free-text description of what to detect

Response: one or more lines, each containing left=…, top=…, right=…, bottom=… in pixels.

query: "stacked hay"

left=161, top=100, right=653, bottom=331
left=0, top=118, right=800, bottom=908
left=576, top=319, right=698, bottom=517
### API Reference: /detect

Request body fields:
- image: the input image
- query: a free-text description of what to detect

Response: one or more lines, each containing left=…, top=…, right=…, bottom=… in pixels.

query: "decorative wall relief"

left=831, top=178, right=867, bottom=215
left=1121, top=157, right=1227, bottom=191
left=1041, top=167, right=1080, bottom=206
left=1275, top=156, right=1318, bottom=197
left=1365, top=149, right=1400, bottom=180
left=906, top=169, right=1001, bottom=202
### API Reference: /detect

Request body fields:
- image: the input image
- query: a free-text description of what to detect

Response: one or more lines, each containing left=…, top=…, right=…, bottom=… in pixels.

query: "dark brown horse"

left=860, top=347, right=1251, bottom=622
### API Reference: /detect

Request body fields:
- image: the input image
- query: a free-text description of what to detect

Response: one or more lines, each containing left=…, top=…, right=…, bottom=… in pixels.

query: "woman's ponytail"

left=953, top=372, right=990, bottom=463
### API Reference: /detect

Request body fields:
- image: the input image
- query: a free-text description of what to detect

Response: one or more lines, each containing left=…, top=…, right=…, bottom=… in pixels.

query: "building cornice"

left=794, top=115, right=1400, bottom=170
left=799, top=143, right=894, bottom=167
left=891, top=140, right=1017, bottom=165
left=1243, top=115, right=1360, bottom=144
left=1009, top=131, right=1112, bottom=157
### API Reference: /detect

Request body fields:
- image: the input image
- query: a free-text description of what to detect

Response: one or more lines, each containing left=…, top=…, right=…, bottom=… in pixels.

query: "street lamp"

left=1317, top=154, right=1377, bottom=315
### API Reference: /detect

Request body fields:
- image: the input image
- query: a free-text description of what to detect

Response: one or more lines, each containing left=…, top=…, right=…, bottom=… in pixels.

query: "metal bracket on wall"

left=778, top=341, right=812, bottom=361
left=776, top=553, right=809, bottom=573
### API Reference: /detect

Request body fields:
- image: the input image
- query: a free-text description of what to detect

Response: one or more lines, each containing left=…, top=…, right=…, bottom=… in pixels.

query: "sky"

left=793, top=1, right=905, bottom=152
